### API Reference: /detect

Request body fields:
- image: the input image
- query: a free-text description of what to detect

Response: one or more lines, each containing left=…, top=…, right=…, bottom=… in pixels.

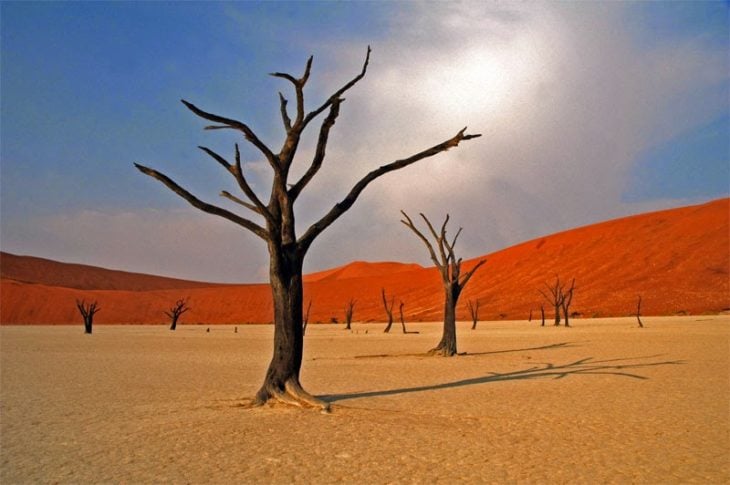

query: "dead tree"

left=636, top=295, right=644, bottom=328
left=540, top=304, right=546, bottom=326
left=401, top=212, right=486, bottom=356
left=165, top=298, right=190, bottom=330
left=135, top=47, right=479, bottom=410
left=528, top=308, right=533, bottom=322
left=467, top=299, right=480, bottom=330
left=76, top=299, right=100, bottom=334
left=540, top=275, right=564, bottom=326
left=302, top=300, right=312, bottom=335
left=344, top=298, right=356, bottom=330
left=560, top=278, right=576, bottom=327
left=382, top=289, right=396, bottom=333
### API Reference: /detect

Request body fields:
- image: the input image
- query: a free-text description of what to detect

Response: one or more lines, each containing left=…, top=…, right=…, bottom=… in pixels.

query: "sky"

left=1, top=1, right=728, bottom=283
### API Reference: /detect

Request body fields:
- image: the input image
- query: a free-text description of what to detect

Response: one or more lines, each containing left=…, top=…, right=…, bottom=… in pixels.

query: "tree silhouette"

left=135, top=47, right=480, bottom=410
left=381, top=289, right=396, bottom=333
left=401, top=212, right=486, bottom=355
left=76, top=300, right=100, bottom=334
left=344, top=298, right=356, bottom=330
left=467, top=299, right=480, bottom=330
left=165, top=298, right=190, bottom=330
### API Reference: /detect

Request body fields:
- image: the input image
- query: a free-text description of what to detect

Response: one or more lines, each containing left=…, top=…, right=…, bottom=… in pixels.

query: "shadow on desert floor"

left=321, top=355, right=685, bottom=403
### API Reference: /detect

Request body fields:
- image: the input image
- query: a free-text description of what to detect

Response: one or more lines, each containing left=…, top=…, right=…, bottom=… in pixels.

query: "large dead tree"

left=344, top=298, right=356, bottom=330
left=76, top=299, right=100, bottom=334
left=135, top=47, right=480, bottom=410
left=401, top=212, right=486, bottom=356
left=165, top=298, right=190, bottom=330
left=381, top=288, right=396, bottom=333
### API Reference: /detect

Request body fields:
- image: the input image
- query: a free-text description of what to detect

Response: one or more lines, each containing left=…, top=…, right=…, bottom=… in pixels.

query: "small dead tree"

left=344, top=298, right=356, bottom=330
left=528, top=308, right=533, bottom=322
left=540, top=275, right=564, bottom=326
left=401, top=212, right=486, bottom=356
left=135, top=47, right=480, bottom=410
left=165, top=298, right=190, bottom=330
left=76, top=300, right=100, bottom=334
left=382, top=289, right=396, bottom=333
left=560, top=278, right=576, bottom=327
left=636, top=295, right=644, bottom=328
left=467, top=299, right=480, bottom=330
left=302, top=300, right=313, bottom=335
left=540, top=304, right=546, bottom=326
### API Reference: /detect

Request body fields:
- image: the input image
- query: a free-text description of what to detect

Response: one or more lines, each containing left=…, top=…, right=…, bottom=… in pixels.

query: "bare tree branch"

left=297, top=128, right=481, bottom=253
left=134, top=163, right=269, bottom=241
left=400, top=211, right=441, bottom=268
left=220, top=190, right=260, bottom=214
left=459, top=259, right=487, bottom=287
left=302, top=46, right=371, bottom=129
left=278, top=92, right=292, bottom=132
left=181, top=99, right=278, bottom=169
left=289, top=98, right=344, bottom=201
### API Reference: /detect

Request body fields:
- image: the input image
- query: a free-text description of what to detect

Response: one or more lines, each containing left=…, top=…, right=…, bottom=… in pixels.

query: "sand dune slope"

left=1, top=199, right=728, bottom=324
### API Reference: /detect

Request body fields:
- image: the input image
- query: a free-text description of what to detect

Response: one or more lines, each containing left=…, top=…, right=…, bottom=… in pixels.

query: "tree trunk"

left=430, top=286, right=459, bottom=356
left=554, top=303, right=561, bottom=326
left=254, top=248, right=329, bottom=411
left=170, top=315, right=178, bottom=331
left=84, top=318, right=92, bottom=334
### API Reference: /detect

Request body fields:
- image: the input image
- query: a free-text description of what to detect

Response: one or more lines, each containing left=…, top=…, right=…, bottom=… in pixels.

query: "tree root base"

left=253, top=380, right=331, bottom=413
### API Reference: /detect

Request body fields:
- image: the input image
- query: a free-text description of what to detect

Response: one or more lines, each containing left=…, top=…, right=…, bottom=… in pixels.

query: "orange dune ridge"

left=1, top=198, right=728, bottom=324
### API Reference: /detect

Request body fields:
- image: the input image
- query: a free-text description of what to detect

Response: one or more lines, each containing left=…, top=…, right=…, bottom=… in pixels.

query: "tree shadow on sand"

left=321, top=355, right=685, bottom=404
left=353, top=341, right=579, bottom=359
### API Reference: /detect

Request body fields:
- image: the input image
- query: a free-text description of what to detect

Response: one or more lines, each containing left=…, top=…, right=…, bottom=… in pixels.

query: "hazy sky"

left=1, top=1, right=728, bottom=283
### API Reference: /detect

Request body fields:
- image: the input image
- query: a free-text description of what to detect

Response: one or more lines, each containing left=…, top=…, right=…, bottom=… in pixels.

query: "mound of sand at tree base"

left=1, top=317, right=728, bottom=483
left=1, top=198, right=728, bottom=324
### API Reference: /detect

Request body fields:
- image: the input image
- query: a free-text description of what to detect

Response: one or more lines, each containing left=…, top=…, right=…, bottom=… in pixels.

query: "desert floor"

left=1, top=316, right=728, bottom=484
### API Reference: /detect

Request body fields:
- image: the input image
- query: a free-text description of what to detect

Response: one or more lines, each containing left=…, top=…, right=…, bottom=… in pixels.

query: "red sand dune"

left=1, top=199, right=728, bottom=324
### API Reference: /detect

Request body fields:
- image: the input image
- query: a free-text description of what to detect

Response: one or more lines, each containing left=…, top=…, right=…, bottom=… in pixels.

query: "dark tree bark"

left=382, top=288, right=395, bottom=333
left=302, top=299, right=313, bottom=335
left=636, top=295, right=644, bottom=328
left=135, top=47, right=480, bottom=410
left=76, top=300, right=100, bottom=334
left=401, top=212, right=486, bottom=356
left=165, top=298, right=190, bottom=330
left=528, top=308, right=533, bottom=323
left=344, top=298, right=356, bottom=330
left=467, top=299, right=480, bottom=330
left=560, top=278, right=576, bottom=327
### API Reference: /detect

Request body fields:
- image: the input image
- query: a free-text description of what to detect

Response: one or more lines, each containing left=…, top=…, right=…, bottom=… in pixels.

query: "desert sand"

left=1, top=316, right=728, bottom=483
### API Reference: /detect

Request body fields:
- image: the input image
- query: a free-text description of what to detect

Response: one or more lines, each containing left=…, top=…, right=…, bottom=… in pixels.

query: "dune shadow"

left=321, top=355, right=685, bottom=403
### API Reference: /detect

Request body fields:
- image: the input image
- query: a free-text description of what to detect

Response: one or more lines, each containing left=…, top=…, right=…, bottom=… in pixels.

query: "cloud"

left=294, top=2, right=728, bottom=269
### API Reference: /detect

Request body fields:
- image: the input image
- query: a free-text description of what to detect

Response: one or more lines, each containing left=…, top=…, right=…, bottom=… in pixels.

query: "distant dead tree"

left=560, top=278, right=576, bottom=327
left=540, top=275, right=564, bottom=326
left=302, top=300, right=313, bottom=335
left=344, top=298, right=356, bottom=330
left=636, top=295, right=644, bottom=328
left=165, top=298, right=190, bottom=330
left=76, top=300, right=100, bottom=334
left=528, top=308, right=533, bottom=322
left=540, top=304, right=546, bottom=327
left=135, top=46, right=480, bottom=410
left=467, top=299, right=480, bottom=330
left=398, top=301, right=419, bottom=334
left=382, top=289, right=396, bottom=333
left=401, top=212, right=486, bottom=356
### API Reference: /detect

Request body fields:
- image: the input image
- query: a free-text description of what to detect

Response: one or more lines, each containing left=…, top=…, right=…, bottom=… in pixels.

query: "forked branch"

left=134, top=163, right=268, bottom=240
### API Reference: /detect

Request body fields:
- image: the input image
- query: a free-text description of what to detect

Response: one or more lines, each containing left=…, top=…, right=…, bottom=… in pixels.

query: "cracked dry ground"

left=2, top=317, right=728, bottom=483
